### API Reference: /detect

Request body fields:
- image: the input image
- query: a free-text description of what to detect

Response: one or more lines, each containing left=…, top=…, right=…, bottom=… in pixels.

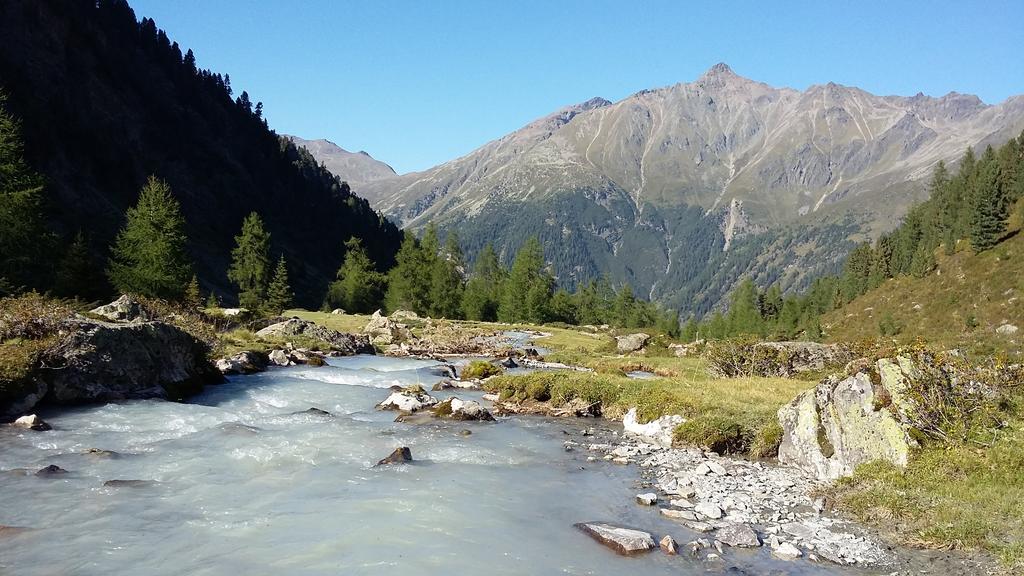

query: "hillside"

left=284, top=136, right=396, bottom=185
left=823, top=206, right=1023, bottom=356
left=0, top=0, right=401, bottom=306
left=350, top=64, right=1024, bottom=315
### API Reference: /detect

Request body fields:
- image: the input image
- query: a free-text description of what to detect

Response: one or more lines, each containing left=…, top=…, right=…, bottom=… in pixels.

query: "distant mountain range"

left=301, top=63, right=1024, bottom=316
left=284, top=136, right=396, bottom=185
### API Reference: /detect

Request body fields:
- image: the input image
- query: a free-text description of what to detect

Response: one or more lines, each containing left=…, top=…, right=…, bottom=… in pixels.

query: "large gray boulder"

left=256, top=318, right=373, bottom=354
left=1, top=319, right=223, bottom=419
left=89, top=295, right=150, bottom=323
left=615, top=333, right=650, bottom=354
left=778, top=358, right=918, bottom=480
left=575, top=522, right=656, bottom=554
left=363, top=310, right=412, bottom=345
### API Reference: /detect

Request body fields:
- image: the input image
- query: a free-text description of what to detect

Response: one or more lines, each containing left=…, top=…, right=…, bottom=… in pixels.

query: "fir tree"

left=462, top=243, right=504, bottom=321
left=107, top=176, right=192, bottom=299
left=969, top=147, right=1008, bottom=251
left=499, top=237, right=552, bottom=323
left=53, top=230, right=106, bottom=300
left=184, top=274, right=202, bottom=309
left=328, top=237, right=386, bottom=313
left=428, top=233, right=465, bottom=318
left=726, top=278, right=763, bottom=335
left=264, top=256, right=292, bottom=315
left=227, top=211, right=271, bottom=310
left=385, top=234, right=430, bottom=314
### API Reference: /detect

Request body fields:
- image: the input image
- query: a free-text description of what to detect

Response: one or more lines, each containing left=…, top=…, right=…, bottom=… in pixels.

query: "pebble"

left=659, top=535, right=677, bottom=555
left=636, top=493, right=658, bottom=506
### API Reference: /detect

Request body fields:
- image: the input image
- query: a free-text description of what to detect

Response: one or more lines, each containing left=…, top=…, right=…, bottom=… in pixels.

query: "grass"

left=824, top=419, right=1024, bottom=570
left=460, top=360, right=502, bottom=380
left=822, top=209, right=1024, bottom=358
left=284, top=309, right=372, bottom=334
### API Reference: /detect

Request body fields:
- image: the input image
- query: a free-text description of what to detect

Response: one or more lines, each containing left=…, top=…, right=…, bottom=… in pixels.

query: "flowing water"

left=0, top=356, right=855, bottom=575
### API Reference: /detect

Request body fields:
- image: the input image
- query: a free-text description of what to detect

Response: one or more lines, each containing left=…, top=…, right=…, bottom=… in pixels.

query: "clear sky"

left=131, top=0, right=1023, bottom=174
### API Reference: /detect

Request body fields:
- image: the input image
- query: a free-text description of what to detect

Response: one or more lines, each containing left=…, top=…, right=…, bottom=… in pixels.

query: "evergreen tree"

left=969, top=147, right=1008, bottom=251
left=385, top=234, right=430, bottom=314
left=499, top=237, right=552, bottom=323
left=205, top=291, right=220, bottom=309
left=0, top=91, right=52, bottom=291
left=184, top=274, right=202, bottom=309
left=227, top=211, right=271, bottom=310
left=909, top=243, right=935, bottom=277
left=462, top=243, right=504, bottom=321
left=327, top=237, right=386, bottom=313
left=726, top=278, right=763, bottom=335
left=264, top=255, right=293, bottom=315
left=53, top=230, right=106, bottom=300
left=428, top=233, right=465, bottom=318
left=548, top=288, right=578, bottom=324
left=107, top=176, right=192, bottom=299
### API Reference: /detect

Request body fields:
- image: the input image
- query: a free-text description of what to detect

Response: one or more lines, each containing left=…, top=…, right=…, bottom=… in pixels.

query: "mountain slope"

left=356, top=64, right=1024, bottom=315
left=284, top=136, right=396, bottom=185
left=0, top=0, right=401, bottom=306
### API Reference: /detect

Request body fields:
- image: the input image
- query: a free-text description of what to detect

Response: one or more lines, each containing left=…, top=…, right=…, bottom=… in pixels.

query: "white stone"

left=695, top=502, right=723, bottom=519
left=621, top=407, right=685, bottom=447
left=636, top=493, right=658, bottom=506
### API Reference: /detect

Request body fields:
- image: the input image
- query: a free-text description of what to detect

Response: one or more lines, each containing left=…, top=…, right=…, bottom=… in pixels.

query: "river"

left=0, top=355, right=856, bottom=575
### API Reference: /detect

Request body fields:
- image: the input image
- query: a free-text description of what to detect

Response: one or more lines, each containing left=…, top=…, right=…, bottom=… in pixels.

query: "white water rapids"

left=0, top=355, right=853, bottom=575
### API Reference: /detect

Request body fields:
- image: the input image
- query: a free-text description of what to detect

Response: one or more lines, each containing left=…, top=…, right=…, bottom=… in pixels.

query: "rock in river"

left=13, top=414, right=50, bottom=431
left=377, top=386, right=438, bottom=412
left=575, top=522, right=656, bottom=555
left=375, top=447, right=412, bottom=466
left=433, top=397, right=495, bottom=421
left=716, top=524, right=761, bottom=547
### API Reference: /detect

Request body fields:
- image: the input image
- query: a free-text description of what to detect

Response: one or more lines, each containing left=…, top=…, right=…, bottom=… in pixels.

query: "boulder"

left=5, top=319, right=223, bottom=417
left=615, top=333, right=650, bottom=354
left=433, top=397, right=495, bottom=421
left=220, top=308, right=247, bottom=317
left=375, top=447, right=412, bottom=466
left=35, top=464, right=67, bottom=476
left=256, top=318, right=374, bottom=355
left=997, top=323, right=1019, bottom=335
left=778, top=358, right=916, bottom=480
left=772, top=541, right=803, bottom=559
left=13, top=414, right=50, bottom=431
left=89, top=295, right=150, bottom=323
left=215, top=351, right=268, bottom=375
left=575, top=522, right=656, bottom=555
left=330, top=308, right=346, bottom=315
left=660, top=535, right=678, bottom=555
left=752, top=342, right=852, bottom=375
left=622, top=407, right=684, bottom=447
left=716, top=524, right=761, bottom=547
left=636, top=493, right=658, bottom=506
left=694, top=502, right=723, bottom=520
left=377, top=386, right=438, bottom=412
left=363, top=310, right=412, bottom=345
left=267, top=349, right=292, bottom=366
left=389, top=309, right=420, bottom=322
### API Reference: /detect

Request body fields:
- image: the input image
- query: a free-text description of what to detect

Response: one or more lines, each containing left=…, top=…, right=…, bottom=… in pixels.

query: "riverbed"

left=0, top=355, right=859, bottom=575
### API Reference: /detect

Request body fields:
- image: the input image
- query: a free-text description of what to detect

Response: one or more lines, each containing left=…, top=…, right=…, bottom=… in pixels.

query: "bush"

left=878, top=312, right=903, bottom=337
left=749, top=419, right=784, bottom=458
left=460, top=360, right=503, bottom=381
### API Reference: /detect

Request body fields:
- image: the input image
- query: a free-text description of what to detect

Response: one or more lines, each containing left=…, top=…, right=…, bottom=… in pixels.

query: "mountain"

left=357, top=64, right=1024, bottom=316
left=284, top=136, right=396, bottom=185
left=0, top=0, right=401, bottom=306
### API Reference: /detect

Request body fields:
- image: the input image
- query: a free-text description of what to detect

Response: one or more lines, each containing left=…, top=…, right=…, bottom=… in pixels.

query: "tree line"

left=685, top=133, right=1024, bottom=341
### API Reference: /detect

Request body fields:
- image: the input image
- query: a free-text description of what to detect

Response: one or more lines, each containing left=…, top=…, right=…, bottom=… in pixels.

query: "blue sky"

left=132, top=0, right=1023, bottom=174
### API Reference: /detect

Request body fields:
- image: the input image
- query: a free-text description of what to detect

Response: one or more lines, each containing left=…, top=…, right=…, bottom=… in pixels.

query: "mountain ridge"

left=284, top=135, right=397, bottom=185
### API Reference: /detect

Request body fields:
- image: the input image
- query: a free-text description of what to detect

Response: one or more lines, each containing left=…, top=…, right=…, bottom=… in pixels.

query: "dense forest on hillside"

left=685, top=133, right=1024, bottom=342
left=0, top=0, right=401, bottom=306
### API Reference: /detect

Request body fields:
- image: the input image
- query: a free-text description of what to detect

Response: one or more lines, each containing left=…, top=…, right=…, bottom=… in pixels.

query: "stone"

left=615, top=333, right=650, bottom=354
left=330, top=308, right=346, bottom=315
left=660, top=508, right=699, bottom=521
left=575, top=522, right=656, bottom=555
left=377, top=387, right=438, bottom=412
left=35, top=464, right=67, bottom=476
left=13, top=414, right=51, bottom=431
left=622, top=407, right=684, bottom=447
left=694, top=502, right=723, bottom=519
left=778, top=361, right=915, bottom=480
left=220, top=308, right=247, bottom=317
left=216, top=351, right=268, bottom=375
left=716, top=524, right=761, bottom=547
left=499, top=356, right=518, bottom=368
left=375, top=447, right=412, bottom=466
left=268, top=349, right=292, bottom=366
left=433, top=397, right=495, bottom=421
left=298, top=407, right=332, bottom=417
left=705, top=461, right=727, bottom=475
left=772, top=541, right=803, bottom=559
left=635, top=493, right=658, bottom=506
left=659, top=535, right=678, bottom=555
left=89, top=295, right=150, bottom=322
left=363, top=310, right=412, bottom=345
left=669, top=498, right=693, bottom=508
left=997, top=323, right=1019, bottom=335
left=257, top=318, right=373, bottom=354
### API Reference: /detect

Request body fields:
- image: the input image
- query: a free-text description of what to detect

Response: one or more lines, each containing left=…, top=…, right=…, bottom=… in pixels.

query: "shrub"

left=460, top=360, right=503, bottom=381
left=878, top=312, right=902, bottom=337
left=749, top=419, right=784, bottom=458
left=673, top=414, right=749, bottom=454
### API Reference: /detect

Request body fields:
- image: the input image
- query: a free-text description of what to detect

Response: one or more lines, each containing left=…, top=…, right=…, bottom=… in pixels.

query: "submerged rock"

left=778, top=358, right=917, bottom=480
left=575, top=522, right=656, bottom=555
left=622, top=408, right=683, bottom=447
left=375, top=447, right=412, bottom=466
left=35, top=464, right=67, bottom=477
left=103, top=479, right=154, bottom=488
left=432, top=397, right=495, bottom=421
left=12, top=414, right=50, bottom=431
left=615, top=333, right=650, bottom=353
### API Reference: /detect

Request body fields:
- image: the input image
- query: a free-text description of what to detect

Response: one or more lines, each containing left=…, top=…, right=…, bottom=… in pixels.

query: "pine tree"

left=499, top=237, right=552, bottom=323
left=184, top=274, right=202, bottom=309
left=385, top=234, right=430, bottom=314
left=548, top=288, right=578, bottom=324
left=726, top=278, right=763, bottom=335
left=328, top=237, right=386, bottom=313
left=53, top=230, right=106, bottom=300
left=428, top=233, right=465, bottom=318
left=206, top=291, right=220, bottom=309
left=613, top=284, right=637, bottom=327
left=227, top=211, right=271, bottom=310
left=264, top=255, right=293, bottom=315
left=909, top=243, right=935, bottom=277
left=462, top=243, right=504, bottom=321
left=969, top=147, right=1008, bottom=252
left=0, top=91, right=53, bottom=291
left=107, top=176, right=192, bottom=299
